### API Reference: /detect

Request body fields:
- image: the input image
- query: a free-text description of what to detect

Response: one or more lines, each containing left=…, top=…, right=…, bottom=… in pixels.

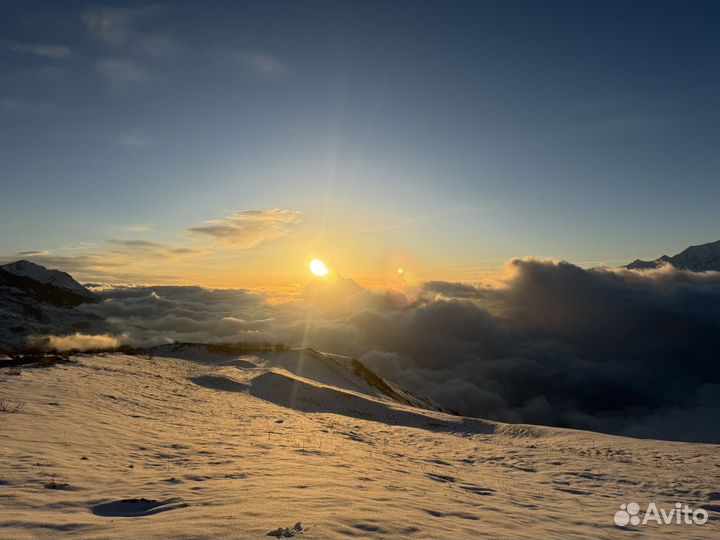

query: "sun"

left=309, top=258, right=329, bottom=277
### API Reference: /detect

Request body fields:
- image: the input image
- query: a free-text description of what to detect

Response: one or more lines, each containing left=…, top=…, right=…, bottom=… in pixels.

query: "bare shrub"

left=0, top=399, right=24, bottom=414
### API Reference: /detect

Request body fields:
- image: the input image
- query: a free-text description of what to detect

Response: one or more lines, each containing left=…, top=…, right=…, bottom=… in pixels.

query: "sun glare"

left=309, top=258, right=329, bottom=277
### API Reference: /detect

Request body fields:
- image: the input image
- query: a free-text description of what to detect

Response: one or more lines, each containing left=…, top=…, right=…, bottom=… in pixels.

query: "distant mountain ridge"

left=626, top=239, right=720, bottom=271
left=0, top=260, right=94, bottom=298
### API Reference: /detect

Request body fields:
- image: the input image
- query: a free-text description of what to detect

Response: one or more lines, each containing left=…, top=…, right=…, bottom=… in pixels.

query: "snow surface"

left=0, top=348, right=718, bottom=539
left=0, top=260, right=93, bottom=297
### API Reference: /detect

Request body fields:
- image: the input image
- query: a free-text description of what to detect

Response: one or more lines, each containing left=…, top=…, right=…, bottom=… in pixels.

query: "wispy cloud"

left=109, top=238, right=203, bottom=257
left=0, top=251, right=185, bottom=285
left=16, top=250, right=51, bottom=256
left=3, top=41, right=71, bottom=59
left=0, top=97, right=63, bottom=117
left=238, top=51, right=286, bottom=75
left=62, top=243, right=97, bottom=251
left=120, top=224, right=154, bottom=233
left=84, top=5, right=176, bottom=87
left=117, top=133, right=158, bottom=148
left=96, top=58, right=152, bottom=86
left=82, top=6, right=154, bottom=46
left=0, top=253, right=115, bottom=276
left=83, top=5, right=177, bottom=57
left=3, top=210, right=297, bottom=283
left=187, top=209, right=300, bottom=248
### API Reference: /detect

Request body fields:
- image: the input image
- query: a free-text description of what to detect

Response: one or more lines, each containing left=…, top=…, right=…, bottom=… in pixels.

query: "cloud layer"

left=76, top=259, right=720, bottom=443
left=31, top=333, right=121, bottom=352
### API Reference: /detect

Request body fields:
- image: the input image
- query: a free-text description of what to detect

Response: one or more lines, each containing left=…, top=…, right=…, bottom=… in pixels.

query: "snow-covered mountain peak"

left=0, top=260, right=93, bottom=297
left=626, top=239, right=720, bottom=271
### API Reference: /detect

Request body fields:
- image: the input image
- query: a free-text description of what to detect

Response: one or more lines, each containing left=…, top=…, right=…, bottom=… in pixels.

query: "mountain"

left=0, top=260, right=94, bottom=297
left=626, top=239, right=720, bottom=271
left=0, top=260, right=101, bottom=352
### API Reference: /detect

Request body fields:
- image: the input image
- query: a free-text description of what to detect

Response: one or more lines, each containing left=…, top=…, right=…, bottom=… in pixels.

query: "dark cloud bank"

left=81, top=259, right=720, bottom=443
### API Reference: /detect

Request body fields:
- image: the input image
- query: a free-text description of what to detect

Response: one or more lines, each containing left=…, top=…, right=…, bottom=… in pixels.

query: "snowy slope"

left=151, top=344, right=453, bottom=414
left=0, top=349, right=718, bottom=539
left=1, top=260, right=94, bottom=297
left=626, top=239, right=720, bottom=271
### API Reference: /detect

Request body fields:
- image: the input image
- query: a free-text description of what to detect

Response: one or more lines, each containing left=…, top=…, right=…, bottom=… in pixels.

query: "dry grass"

left=178, top=341, right=288, bottom=355
left=43, top=475, right=70, bottom=490
left=0, top=399, right=24, bottom=414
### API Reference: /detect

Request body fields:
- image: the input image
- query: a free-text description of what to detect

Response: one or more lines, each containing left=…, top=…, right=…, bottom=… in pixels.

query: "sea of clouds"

left=75, top=258, right=720, bottom=443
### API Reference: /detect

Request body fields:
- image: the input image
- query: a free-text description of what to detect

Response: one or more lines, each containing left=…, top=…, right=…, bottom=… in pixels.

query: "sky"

left=2, top=0, right=720, bottom=290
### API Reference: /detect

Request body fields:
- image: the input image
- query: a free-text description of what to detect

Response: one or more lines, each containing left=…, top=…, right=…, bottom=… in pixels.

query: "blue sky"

left=1, top=0, right=719, bottom=285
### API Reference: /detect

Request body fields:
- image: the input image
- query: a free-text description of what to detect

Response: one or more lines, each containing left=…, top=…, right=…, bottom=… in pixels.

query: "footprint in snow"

left=91, top=498, right=188, bottom=517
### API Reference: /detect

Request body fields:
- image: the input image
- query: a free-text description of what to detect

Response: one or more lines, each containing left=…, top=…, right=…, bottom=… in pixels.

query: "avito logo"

left=614, top=502, right=709, bottom=527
